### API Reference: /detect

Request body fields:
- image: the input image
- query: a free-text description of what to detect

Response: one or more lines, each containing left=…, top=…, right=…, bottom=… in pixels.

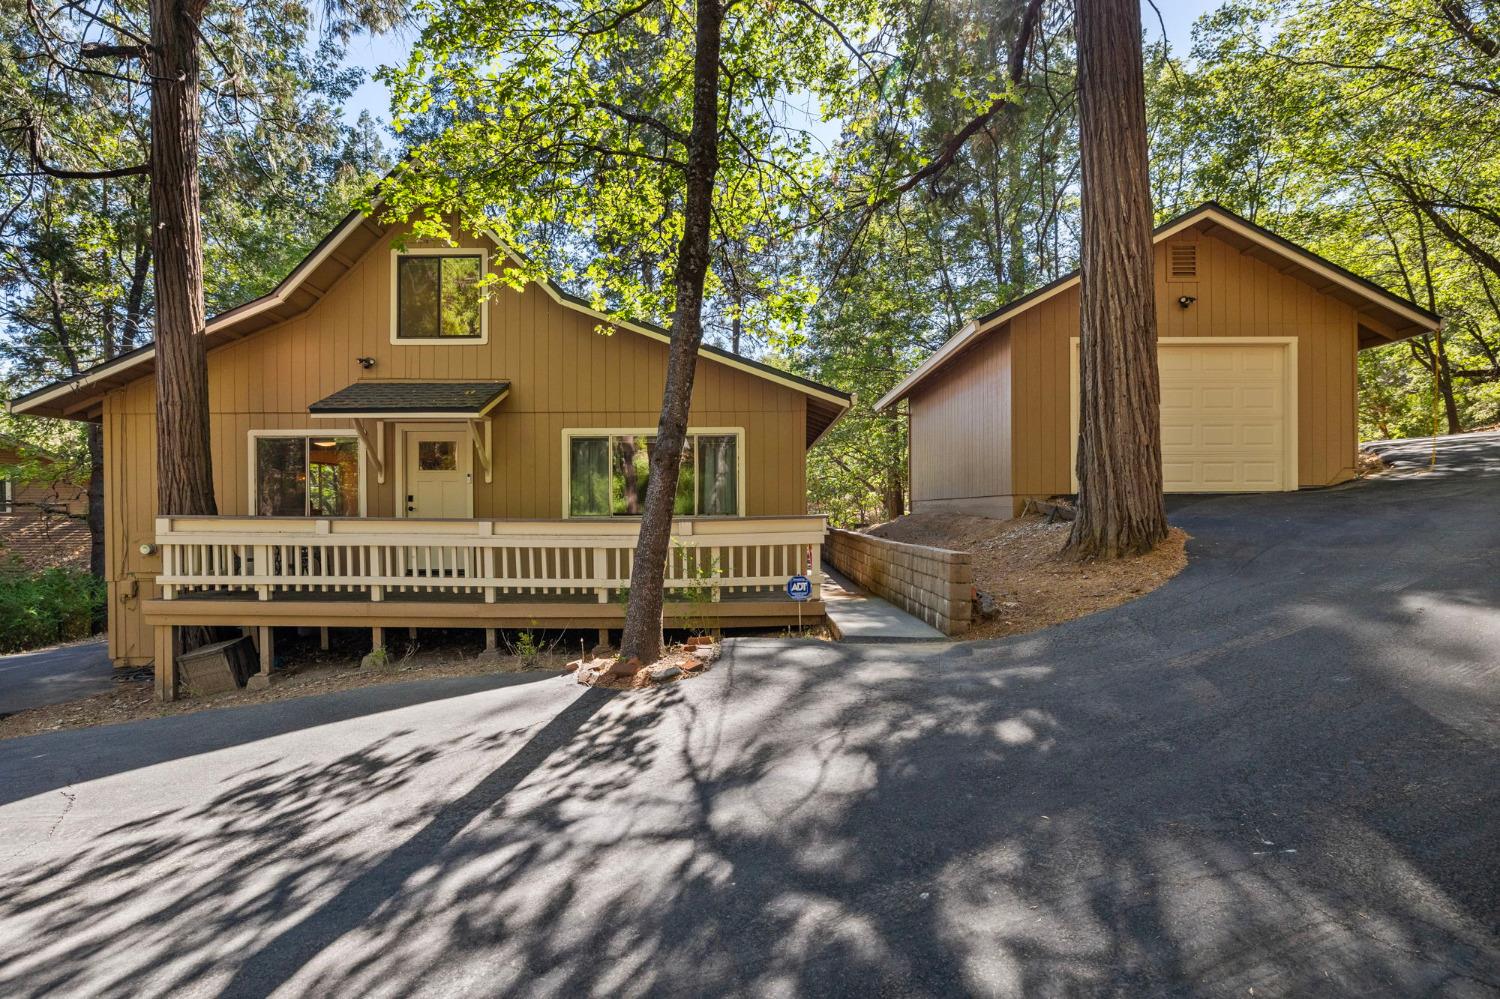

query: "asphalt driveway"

left=0, top=434, right=1497, bottom=997
left=0, top=638, right=112, bottom=714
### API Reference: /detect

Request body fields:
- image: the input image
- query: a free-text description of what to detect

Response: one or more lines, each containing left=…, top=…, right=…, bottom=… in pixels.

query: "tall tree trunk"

left=1064, top=0, right=1168, bottom=560
left=883, top=465, right=904, bottom=521
left=86, top=423, right=105, bottom=578
left=1430, top=332, right=1462, bottom=435
left=149, top=0, right=216, bottom=518
left=617, top=0, right=723, bottom=665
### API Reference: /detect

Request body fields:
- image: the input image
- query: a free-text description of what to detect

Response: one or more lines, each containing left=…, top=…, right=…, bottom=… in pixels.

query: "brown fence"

left=824, top=529, right=973, bottom=635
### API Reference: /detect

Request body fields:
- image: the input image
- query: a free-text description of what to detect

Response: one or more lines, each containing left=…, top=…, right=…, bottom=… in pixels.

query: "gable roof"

left=8, top=207, right=851, bottom=447
left=875, top=201, right=1442, bottom=412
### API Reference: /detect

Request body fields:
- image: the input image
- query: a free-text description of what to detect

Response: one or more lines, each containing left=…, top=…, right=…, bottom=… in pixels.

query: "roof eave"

left=876, top=202, right=1441, bottom=410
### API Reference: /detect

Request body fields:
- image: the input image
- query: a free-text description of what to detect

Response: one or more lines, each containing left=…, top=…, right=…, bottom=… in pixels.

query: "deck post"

left=810, top=542, right=823, bottom=600
left=483, top=547, right=497, bottom=604
left=485, top=628, right=498, bottom=653
left=319, top=627, right=330, bottom=651
left=371, top=627, right=384, bottom=652
left=247, top=627, right=275, bottom=689
left=153, top=625, right=178, bottom=702
left=254, top=544, right=271, bottom=600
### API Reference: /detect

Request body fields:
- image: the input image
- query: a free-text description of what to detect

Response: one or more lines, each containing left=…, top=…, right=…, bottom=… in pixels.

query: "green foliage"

left=0, top=0, right=394, bottom=401
left=670, top=539, right=719, bottom=635
left=800, top=6, right=1083, bottom=523
left=377, top=0, right=877, bottom=344
left=1150, top=0, right=1500, bottom=437
left=512, top=629, right=542, bottom=667
left=0, top=564, right=105, bottom=654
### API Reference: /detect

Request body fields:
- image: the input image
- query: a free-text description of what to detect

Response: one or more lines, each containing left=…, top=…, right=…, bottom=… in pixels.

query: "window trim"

left=247, top=429, right=368, bottom=518
left=0, top=479, right=11, bottom=514
left=388, top=246, right=491, bottom=345
left=560, top=427, right=746, bottom=519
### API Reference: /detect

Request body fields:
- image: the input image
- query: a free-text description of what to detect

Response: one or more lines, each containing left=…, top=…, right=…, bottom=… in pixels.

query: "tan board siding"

left=1011, top=230, right=1359, bottom=501
left=101, top=224, right=810, bottom=664
left=908, top=327, right=1012, bottom=510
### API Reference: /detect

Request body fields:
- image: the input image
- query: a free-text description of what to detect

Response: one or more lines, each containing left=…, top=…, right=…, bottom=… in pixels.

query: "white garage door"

left=1158, top=342, right=1290, bottom=492
left=1070, top=338, right=1296, bottom=494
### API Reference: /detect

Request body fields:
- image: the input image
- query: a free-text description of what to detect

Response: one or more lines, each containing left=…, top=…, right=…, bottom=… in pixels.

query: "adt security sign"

left=786, top=575, right=812, bottom=601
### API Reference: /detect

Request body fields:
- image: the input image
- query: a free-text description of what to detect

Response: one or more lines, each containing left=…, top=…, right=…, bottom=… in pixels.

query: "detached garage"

left=876, top=202, right=1442, bottom=518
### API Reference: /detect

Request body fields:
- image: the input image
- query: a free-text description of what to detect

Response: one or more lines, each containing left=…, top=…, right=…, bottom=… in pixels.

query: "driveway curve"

left=0, top=434, right=1496, bottom=997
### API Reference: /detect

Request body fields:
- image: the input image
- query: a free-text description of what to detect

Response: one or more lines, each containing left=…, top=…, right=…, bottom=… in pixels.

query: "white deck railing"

left=155, top=515, right=824, bottom=603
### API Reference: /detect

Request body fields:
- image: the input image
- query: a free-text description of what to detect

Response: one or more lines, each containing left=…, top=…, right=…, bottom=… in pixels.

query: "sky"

left=333, top=0, right=1225, bottom=128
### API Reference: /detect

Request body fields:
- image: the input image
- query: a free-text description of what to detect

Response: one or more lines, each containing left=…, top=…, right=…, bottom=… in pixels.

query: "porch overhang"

left=308, top=380, right=510, bottom=486
left=307, top=380, right=511, bottom=419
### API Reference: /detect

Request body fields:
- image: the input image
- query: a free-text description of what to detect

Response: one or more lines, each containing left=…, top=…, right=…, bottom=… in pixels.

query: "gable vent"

left=1169, top=243, right=1198, bottom=280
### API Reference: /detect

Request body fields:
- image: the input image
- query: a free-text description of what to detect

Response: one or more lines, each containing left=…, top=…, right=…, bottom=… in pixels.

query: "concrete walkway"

left=0, top=638, right=113, bottom=715
left=820, top=563, right=947, bottom=642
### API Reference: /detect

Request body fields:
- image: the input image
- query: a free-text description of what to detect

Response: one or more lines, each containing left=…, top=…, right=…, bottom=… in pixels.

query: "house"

left=0, top=435, right=90, bottom=571
left=9, top=208, right=850, bottom=695
left=876, top=202, right=1441, bottom=518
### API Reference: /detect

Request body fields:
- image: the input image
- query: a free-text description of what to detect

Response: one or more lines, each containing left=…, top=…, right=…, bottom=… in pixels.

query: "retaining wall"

left=824, top=529, right=973, bottom=635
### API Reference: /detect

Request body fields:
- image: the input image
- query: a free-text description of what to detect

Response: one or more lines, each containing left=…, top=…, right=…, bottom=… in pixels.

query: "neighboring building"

left=876, top=202, right=1442, bottom=518
left=10, top=209, right=850, bottom=686
left=0, top=436, right=89, bottom=571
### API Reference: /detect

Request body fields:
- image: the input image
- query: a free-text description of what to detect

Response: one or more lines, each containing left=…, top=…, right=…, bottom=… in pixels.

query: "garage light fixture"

left=1177, top=295, right=1196, bottom=309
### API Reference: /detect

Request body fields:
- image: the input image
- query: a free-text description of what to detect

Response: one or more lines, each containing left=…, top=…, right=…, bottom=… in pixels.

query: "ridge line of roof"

left=876, top=201, right=1442, bottom=412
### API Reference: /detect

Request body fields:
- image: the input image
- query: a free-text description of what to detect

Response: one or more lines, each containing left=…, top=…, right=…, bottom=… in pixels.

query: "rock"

left=974, top=589, right=1002, bottom=621
left=650, top=665, right=683, bottom=682
left=691, top=647, right=715, bottom=660
left=360, top=648, right=389, bottom=670
left=591, top=644, right=613, bottom=659
left=575, top=663, right=609, bottom=686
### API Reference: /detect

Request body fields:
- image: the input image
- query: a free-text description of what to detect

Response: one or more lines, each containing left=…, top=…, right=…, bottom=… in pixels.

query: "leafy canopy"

left=378, top=0, right=879, bottom=340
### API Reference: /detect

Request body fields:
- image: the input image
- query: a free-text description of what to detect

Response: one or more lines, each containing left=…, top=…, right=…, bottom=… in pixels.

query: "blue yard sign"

left=786, top=575, right=812, bottom=601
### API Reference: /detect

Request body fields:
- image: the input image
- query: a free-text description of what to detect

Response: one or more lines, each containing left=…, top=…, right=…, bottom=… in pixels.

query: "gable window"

left=392, top=250, right=486, bottom=342
left=252, top=434, right=362, bottom=517
left=565, top=430, right=742, bottom=518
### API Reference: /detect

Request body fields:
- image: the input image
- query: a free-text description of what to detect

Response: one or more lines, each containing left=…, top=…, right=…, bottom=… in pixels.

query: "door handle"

left=406, top=494, right=415, bottom=514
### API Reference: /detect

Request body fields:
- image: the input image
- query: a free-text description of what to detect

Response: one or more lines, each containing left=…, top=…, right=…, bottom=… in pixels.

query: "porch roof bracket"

left=468, top=418, right=493, bottom=484
left=353, top=418, right=386, bottom=484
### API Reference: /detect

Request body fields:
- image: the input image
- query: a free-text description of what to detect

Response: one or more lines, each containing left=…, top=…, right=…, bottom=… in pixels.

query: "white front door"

left=403, top=428, right=471, bottom=518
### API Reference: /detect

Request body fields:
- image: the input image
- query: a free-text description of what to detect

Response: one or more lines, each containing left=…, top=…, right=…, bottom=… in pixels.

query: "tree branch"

left=22, top=117, right=149, bottom=179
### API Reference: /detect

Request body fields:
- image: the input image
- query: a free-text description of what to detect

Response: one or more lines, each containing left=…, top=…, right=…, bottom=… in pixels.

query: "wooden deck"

left=148, top=513, right=828, bottom=700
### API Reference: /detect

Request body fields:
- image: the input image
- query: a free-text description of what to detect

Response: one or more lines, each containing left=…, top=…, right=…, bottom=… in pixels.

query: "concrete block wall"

left=824, top=528, right=973, bottom=635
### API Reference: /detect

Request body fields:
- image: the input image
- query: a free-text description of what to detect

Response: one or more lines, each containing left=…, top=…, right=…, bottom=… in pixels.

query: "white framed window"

left=389, top=247, right=489, bottom=344
left=561, top=428, right=744, bottom=518
left=0, top=479, right=11, bottom=514
left=248, top=431, right=366, bottom=517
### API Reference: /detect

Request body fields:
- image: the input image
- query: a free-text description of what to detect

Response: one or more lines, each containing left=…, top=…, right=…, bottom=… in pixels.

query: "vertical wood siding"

left=904, top=229, right=1362, bottom=519
left=101, top=224, right=810, bottom=664
left=907, top=329, right=1012, bottom=511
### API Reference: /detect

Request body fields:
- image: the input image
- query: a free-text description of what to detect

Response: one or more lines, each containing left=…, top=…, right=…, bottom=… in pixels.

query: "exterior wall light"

left=1177, top=296, right=1197, bottom=309
left=356, top=356, right=376, bottom=369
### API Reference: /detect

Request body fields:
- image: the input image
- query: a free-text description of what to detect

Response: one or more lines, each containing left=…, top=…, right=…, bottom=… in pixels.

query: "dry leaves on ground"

left=866, top=512, right=1188, bottom=641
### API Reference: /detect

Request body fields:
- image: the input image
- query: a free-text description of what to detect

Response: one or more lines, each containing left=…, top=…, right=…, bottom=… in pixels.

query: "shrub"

left=0, top=564, right=106, bottom=654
